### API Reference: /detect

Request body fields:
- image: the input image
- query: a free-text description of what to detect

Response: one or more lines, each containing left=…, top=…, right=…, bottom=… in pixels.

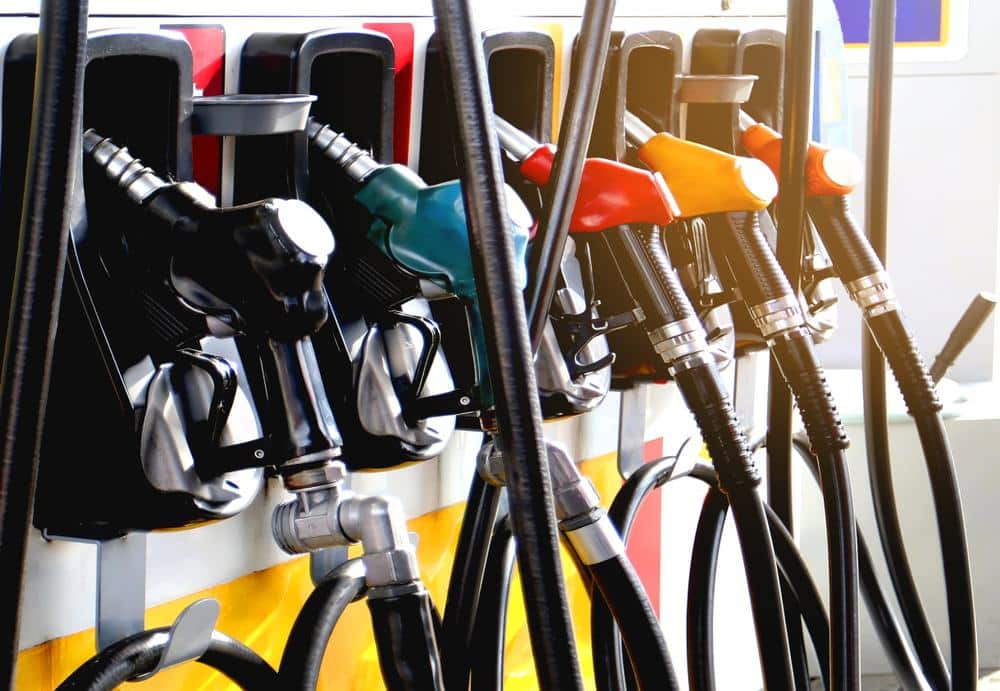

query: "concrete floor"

left=809, top=671, right=1000, bottom=690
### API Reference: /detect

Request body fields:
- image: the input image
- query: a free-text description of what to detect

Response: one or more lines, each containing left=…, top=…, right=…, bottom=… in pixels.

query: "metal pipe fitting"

left=545, top=442, right=625, bottom=566
left=272, top=467, right=419, bottom=588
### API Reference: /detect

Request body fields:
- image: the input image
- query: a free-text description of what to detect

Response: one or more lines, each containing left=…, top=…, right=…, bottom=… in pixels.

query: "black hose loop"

left=57, top=629, right=278, bottom=690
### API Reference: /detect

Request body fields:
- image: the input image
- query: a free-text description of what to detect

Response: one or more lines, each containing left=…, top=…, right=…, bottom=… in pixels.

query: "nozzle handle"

left=631, top=128, right=777, bottom=217
left=930, top=292, right=998, bottom=384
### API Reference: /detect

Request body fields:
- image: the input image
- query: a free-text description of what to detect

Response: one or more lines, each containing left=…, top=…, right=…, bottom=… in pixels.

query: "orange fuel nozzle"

left=624, top=111, right=778, bottom=218
left=738, top=113, right=863, bottom=197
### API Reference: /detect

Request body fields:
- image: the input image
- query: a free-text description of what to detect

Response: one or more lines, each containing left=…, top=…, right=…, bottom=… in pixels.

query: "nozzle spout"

left=306, top=118, right=381, bottom=183
left=624, top=111, right=656, bottom=147
left=493, top=114, right=540, bottom=162
left=83, top=129, right=168, bottom=204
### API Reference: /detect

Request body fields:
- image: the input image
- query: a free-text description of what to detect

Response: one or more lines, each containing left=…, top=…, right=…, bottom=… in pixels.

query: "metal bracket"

left=617, top=385, right=647, bottom=478
left=87, top=533, right=219, bottom=674
left=137, top=599, right=220, bottom=680
left=96, top=534, right=147, bottom=651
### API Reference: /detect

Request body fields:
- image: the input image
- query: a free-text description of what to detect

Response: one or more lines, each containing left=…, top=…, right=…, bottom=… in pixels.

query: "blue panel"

left=833, top=0, right=944, bottom=44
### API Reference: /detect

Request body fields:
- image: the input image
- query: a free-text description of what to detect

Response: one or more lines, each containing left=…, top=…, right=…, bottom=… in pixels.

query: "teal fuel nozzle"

left=307, top=118, right=532, bottom=408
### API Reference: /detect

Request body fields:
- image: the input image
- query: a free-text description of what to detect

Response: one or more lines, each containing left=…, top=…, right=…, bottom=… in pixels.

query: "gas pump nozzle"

left=84, top=131, right=343, bottom=489
left=306, top=118, right=533, bottom=410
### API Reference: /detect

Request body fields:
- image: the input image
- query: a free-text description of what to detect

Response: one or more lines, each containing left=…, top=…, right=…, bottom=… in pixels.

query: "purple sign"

left=833, top=0, right=945, bottom=45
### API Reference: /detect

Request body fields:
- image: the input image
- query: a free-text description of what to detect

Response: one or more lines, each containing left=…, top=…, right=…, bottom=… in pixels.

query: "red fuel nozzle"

left=495, top=116, right=679, bottom=233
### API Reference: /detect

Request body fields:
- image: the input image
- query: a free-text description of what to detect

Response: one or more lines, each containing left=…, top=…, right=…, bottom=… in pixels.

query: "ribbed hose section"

left=806, top=195, right=882, bottom=284
left=57, top=630, right=278, bottom=690
left=672, top=363, right=795, bottom=691
left=868, top=311, right=978, bottom=691
left=634, top=226, right=695, bottom=322
left=714, top=211, right=792, bottom=306
left=368, top=585, right=445, bottom=691
left=603, top=226, right=680, bottom=330
left=771, top=329, right=860, bottom=691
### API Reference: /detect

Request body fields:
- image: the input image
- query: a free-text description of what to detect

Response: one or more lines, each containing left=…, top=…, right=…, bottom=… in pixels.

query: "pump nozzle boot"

left=84, top=131, right=343, bottom=480
left=307, top=119, right=532, bottom=409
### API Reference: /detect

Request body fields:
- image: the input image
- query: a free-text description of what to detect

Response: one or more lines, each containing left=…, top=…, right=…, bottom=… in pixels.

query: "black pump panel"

left=236, top=28, right=395, bottom=206
left=736, top=29, right=784, bottom=130
left=0, top=30, right=197, bottom=537
left=418, top=30, right=554, bottom=184
left=577, top=30, right=683, bottom=385
left=686, top=28, right=741, bottom=154
left=484, top=30, right=555, bottom=220
left=584, top=30, right=682, bottom=162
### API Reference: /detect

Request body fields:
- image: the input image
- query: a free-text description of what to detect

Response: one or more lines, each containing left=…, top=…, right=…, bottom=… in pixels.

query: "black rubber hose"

left=469, top=516, right=516, bottom=691
left=619, top=221, right=793, bottom=688
left=367, top=584, right=445, bottom=691
left=768, top=505, right=832, bottom=691
left=869, top=312, right=978, bottom=690
left=672, top=363, right=795, bottom=690
left=525, top=0, right=616, bottom=349
left=592, top=453, right=701, bottom=691
left=430, top=2, right=582, bottom=688
left=442, top=471, right=503, bottom=690
left=686, top=488, right=729, bottom=691
left=0, top=1, right=87, bottom=683
left=789, top=436, right=930, bottom=691
left=56, top=629, right=278, bottom=690
left=279, top=558, right=367, bottom=690
left=715, top=208, right=861, bottom=690
left=588, top=457, right=826, bottom=691
left=807, top=191, right=975, bottom=690
left=587, top=553, right=679, bottom=691
left=686, top=489, right=834, bottom=691
left=770, top=329, right=860, bottom=691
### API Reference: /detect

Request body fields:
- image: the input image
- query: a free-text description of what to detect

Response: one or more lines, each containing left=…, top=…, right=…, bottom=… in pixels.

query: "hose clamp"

left=648, top=317, right=709, bottom=365
left=847, top=271, right=899, bottom=318
left=668, top=351, right=714, bottom=375
left=563, top=514, right=625, bottom=565
left=749, top=295, right=804, bottom=338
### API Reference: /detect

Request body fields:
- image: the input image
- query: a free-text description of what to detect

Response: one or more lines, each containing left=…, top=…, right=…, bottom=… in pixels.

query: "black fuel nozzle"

left=84, top=130, right=343, bottom=477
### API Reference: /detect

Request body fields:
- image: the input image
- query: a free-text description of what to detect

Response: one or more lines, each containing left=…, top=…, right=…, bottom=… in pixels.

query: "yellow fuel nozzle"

left=624, top=111, right=778, bottom=218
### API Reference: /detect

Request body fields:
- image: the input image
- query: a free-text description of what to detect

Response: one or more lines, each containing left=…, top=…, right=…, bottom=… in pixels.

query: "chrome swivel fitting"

left=272, top=460, right=419, bottom=588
